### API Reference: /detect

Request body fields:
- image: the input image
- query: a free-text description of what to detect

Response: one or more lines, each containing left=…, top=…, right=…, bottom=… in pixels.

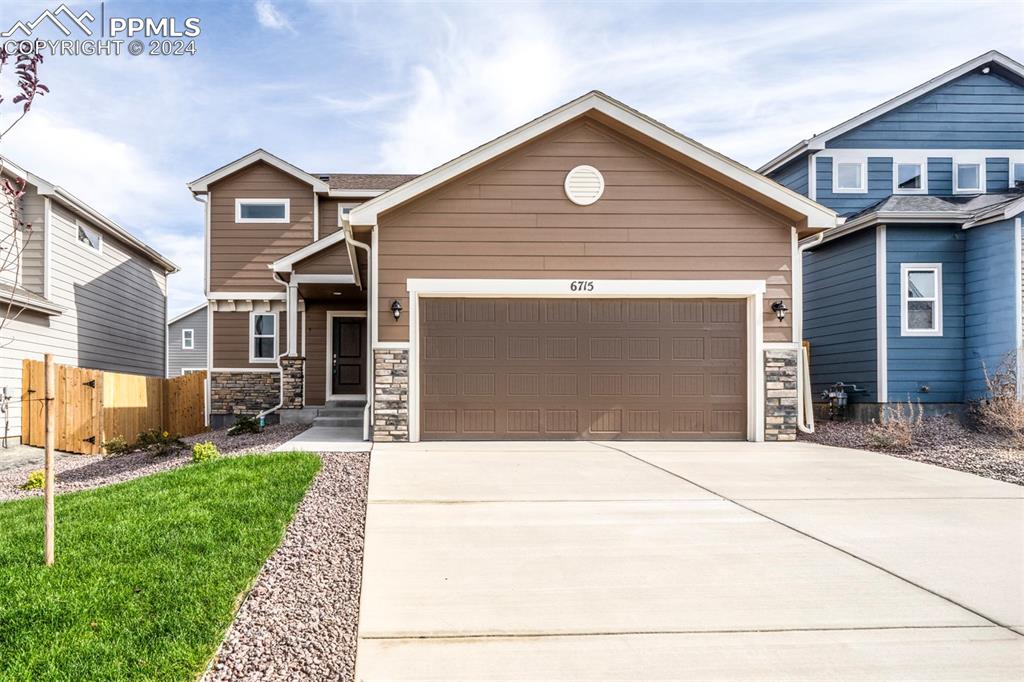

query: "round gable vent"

left=564, top=165, right=605, bottom=206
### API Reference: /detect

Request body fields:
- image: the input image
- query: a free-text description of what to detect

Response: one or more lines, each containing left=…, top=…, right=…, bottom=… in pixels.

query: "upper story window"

left=833, top=160, right=865, bottom=193
left=336, top=202, right=358, bottom=227
left=893, top=161, right=926, bottom=194
left=181, top=328, right=194, bottom=350
left=77, top=221, right=102, bottom=252
left=250, top=312, right=277, bottom=362
left=901, top=263, right=942, bottom=337
left=954, top=162, right=982, bottom=193
left=235, top=199, right=289, bottom=223
left=1013, top=162, right=1024, bottom=189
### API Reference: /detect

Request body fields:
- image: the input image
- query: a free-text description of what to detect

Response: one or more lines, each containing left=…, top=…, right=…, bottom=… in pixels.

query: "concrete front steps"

left=313, top=399, right=366, bottom=428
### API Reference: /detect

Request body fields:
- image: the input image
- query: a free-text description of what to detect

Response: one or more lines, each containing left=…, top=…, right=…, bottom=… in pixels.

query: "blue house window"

left=901, top=264, right=942, bottom=337
left=1013, top=163, right=1024, bottom=189
left=894, top=160, right=926, bottom=194
left=954, top=163, right=982, bottom=193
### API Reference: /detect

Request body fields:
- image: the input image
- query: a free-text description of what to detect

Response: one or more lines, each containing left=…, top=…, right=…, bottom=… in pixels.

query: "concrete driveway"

left=355, top=441, right=1024, bottom=681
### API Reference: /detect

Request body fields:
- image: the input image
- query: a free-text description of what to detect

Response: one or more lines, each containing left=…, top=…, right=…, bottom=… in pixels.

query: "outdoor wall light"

left=391, top=299, right=403, bottom=321
left=771, top=300, right=789, bottom=322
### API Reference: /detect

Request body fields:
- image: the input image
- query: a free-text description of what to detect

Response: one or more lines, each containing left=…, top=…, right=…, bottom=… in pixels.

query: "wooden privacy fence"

left=21, top=360, right=207, bottom=455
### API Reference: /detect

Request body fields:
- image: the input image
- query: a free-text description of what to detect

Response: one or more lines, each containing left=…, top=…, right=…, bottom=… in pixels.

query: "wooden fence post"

left=44, top=353, right=55, bottom=566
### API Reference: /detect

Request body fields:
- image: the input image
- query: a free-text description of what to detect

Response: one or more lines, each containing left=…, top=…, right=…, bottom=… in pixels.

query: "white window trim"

left=181, top=328, right=195, bottom=350
left=180, top=367, right=205, bottom=376
left=235, top=198, right=290, bottom=223
left=403, top=278, right=767, bottom=443
left=336, top=202, right=359, bottom=227
left=831, top=157, right=867, bottom=194
left=953, top=156, right=985, bottom=194
left=76, top=219, right=103, bottom=254
left=249, top=311, right=278, bottom=363
left=892, top=158, right=928, bottom=195
left=900, top=263, right=943, bottom=337
left=1011, top=160, right=1024, bottom=189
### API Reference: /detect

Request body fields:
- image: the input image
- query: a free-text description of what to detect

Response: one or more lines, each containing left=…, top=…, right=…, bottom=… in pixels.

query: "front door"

left=331, top=317, right=366, bottom=395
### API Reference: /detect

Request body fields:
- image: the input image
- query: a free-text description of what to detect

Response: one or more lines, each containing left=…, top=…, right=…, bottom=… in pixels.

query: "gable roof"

left=349, top=91, right=838, bottom=231
left=269, top=230, right=347, bottom=273
left=188, top=149, right=330, bottom=193
left=759, top=50, right=1024, bottom=174
left=167, top=302, right=207, bottom=326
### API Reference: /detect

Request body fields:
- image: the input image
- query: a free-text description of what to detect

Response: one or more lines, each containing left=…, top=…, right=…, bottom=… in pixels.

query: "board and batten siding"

left=167, top=306, right=208, bottom=377
left=886, top=224, right=965, bottom=404
left=212, top=310, right=291, bottom=369
left=802, top=228, right=878, bottom=401
left=827, top=71, right=1024, bottom=149
left=0, top=199, right=167, bottom=444
left=377, top=118, right=796, bottom=343
left=208, top=161, right=315, bottom=292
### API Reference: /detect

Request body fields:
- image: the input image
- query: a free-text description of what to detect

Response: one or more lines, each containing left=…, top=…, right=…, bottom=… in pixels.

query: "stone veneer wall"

left=280, top=357, right=304, bottom=409
left=764, top=347, right=799, bottom=441
left=210, top=371, right=280, bottom=416
left=373, top=348, right=409, bottom=442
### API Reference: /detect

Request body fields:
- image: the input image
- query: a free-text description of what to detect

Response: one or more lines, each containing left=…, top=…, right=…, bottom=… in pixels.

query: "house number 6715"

left=569, top=280, right=595, bottom=292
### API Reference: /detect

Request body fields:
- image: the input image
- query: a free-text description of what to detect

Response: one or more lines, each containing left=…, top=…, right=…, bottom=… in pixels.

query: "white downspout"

left=797, top=231, right=825, bottom=434
left=343, top=215, right=373, bottom=441
left=257, top=271, right=290, bottom=422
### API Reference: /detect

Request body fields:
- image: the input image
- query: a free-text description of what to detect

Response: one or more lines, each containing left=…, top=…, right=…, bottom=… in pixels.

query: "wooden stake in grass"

left=44, top=353, right=55, bottom=566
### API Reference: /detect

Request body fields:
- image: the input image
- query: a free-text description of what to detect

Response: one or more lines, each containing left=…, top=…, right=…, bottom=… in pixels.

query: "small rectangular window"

left=181, top=328, right=195, bottom=350
left=77, top=221, right=102, bottom=252
left=895, top=162, right=923, bottom=192
left=901, top=264, right=942, bottom=336
left=833, top=161, right=865, bottom=192
left=955, top=163, right=981, bottom=192
left=235, top=199, right=289, bottom=223
left=1013, top=162, right=1024, bottom=189
left=250, top=313, right=277, bottom=361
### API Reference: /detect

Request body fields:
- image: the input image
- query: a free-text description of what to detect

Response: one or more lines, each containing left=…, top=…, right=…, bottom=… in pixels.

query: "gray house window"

left=236, top=199, right=289, bottom=223
left=181, top=328, right=194, bottom=350
left=250, top=313, right=277, bottom=362
left=77, top=221, right=102, bottom=252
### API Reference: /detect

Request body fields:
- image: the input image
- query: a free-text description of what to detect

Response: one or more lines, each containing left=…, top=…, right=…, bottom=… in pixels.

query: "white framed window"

left=1012, top=162, right=1024, bottom=189
left=235, top=198, right=289, bottom=223
left=900, top=263, right=943, bottom=337
left=893, top=160, right=926, bottom=194
left=77, top=220, right=102, bottom=252
left=181, top=328, right=195, bottom=350
left=181, top=368, right=204, bottom=376
left=249, top=312, right=277, bottom=362
left=832, top=159, right=866, bottom=193
left=336, top=202, right=359, bottom=227
left=954, top=161, right=983, bottom=193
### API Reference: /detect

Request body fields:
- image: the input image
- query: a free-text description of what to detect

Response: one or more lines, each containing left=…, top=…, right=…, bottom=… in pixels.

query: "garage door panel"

left=420, top=298, right=746, bottom=440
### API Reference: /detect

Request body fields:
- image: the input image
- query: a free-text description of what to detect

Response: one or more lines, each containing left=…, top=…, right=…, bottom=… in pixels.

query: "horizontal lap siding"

left=964, top=219, right=1018, bottom=398
left=378, top=119, right=794, bottom=343
left=815, top=157, right=893, bottom=217
left=769, top=157, right=808, bottom=195
left=803, top=229, right=877, bottom=400
left=303, top=302, right=366, bottom=406
left=293, top=241, right=353, bottom=275
left=827, top=72, right=1024, bottom=149
left=886, top=225, right=965, bottom=404
left=209, top=162, right=314, bottom=292
left=212, top=311, right=289, bottom=369
left=168, top=307, right=208, bottom=377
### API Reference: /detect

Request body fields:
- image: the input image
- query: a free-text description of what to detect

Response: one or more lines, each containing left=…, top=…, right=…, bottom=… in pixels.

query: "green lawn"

left=0, top=453, right=320, bottom=681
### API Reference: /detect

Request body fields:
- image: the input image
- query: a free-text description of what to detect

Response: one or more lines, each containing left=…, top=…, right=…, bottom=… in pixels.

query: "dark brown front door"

left=419, top=298, right=747, bottom=440
left=332, top=317, right=366, bottom=395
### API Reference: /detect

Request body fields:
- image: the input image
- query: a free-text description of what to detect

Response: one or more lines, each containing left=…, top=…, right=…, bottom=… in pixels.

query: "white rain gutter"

left=796, top=231, right=825, bottom=433
left=342, top=214, right=373, bottom=442
left=257, top=271, right=290, bottom=422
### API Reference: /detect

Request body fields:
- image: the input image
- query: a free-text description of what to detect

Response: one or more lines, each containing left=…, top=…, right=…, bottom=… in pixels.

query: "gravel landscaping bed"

left=0, top=423, right=309, bottom=502
left=203, top=451, right=370, bottom=682
left=802, top=416, right=1023, bottom=486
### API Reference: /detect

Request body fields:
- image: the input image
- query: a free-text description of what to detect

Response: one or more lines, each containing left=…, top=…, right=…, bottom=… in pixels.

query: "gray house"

left=0, top=156, right=177, bottom=446
left=167, top=303, right=208, bottom=377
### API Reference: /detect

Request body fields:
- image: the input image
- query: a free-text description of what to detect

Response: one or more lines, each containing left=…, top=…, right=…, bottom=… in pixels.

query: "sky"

left=1, top=0, right=1022, bottom=317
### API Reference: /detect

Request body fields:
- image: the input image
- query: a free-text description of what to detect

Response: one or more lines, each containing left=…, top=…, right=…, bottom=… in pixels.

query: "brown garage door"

left=419, top=298, right=747, bottom=440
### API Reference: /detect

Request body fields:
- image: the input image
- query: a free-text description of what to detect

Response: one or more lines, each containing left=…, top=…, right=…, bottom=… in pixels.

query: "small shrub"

left=228, top=415, right=262, bottom=437
left=136, top=429, right=185, bottom=457
left=970, top=354, right=1023, bottom=443
left=868, top=400, right=922, bottom=451
left=192, top=441, right=220, bottom=463
left=102, top=436, right=133, bottom=457
left=20, top=470, right=45, bottom=491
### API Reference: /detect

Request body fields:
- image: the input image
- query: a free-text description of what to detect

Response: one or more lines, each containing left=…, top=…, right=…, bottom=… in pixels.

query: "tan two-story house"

left=188, top=92, right=837, bottom=442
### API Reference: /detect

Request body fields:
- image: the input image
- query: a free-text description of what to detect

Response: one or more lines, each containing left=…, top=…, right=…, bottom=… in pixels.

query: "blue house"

left=761, top=51, right=1023, bottom=417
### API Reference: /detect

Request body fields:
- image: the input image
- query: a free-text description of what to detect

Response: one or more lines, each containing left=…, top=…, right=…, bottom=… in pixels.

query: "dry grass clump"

left=867, top=400, right=923, bottom=451
left=970, top=354, right=1023, bottom=444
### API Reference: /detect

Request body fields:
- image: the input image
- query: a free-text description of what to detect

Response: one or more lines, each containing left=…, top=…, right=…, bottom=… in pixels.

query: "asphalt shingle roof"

left=848, top=190, right=1024, bottom=221
left=317, top=173, right=419, bottom=191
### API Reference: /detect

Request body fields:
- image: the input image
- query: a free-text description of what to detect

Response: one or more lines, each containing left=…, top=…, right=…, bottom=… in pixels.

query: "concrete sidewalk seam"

left=590, top=441, right=1024, bottom=639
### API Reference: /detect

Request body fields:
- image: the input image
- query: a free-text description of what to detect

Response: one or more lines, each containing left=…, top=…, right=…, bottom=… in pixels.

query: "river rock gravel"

left=0, top=423, right=310, bottom=501
left=202, top=451, right=370, bottom=682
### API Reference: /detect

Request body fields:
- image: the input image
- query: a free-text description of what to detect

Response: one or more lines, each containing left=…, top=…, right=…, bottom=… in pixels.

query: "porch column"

left=287, top=282, right=298, bottom=356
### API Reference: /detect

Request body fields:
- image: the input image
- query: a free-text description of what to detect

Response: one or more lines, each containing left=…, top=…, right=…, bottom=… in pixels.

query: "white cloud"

left=255, top=0, right=294, bottom=32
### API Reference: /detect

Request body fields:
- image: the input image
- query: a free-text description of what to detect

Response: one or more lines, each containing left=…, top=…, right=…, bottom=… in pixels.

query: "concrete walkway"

left=356, top=440, right=1024, bottom=681
left=0, top=443, right=72, bottom=472
left=272, top=426, right=371, bottom=453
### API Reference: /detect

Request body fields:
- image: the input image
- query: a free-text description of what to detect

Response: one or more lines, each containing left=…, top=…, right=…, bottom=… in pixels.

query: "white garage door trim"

left=405, top=279, right=767, bottom=443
